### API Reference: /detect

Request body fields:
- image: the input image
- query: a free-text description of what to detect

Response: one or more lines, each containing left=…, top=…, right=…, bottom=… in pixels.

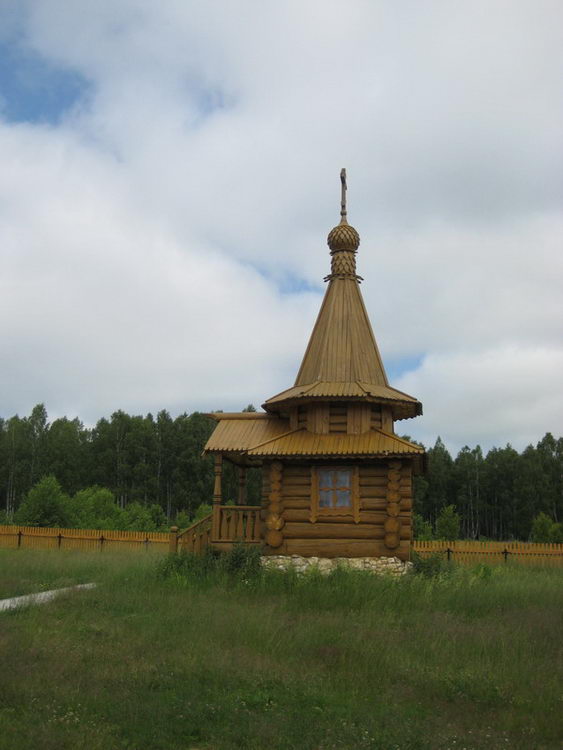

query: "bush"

left=413, top=512, right=434, bottom=540
left=158, top=546, right=221, bottom=581
left=220, top=543, right=262, bottom=578
left=411, top=550, right=449, bottom=578
left=158, top=544, right=262, bottom=583
left=531, top=512, right=562, bottom=543
left=175, top=510, right=191, bottom=529
left=68, top=487, right=121, bottom=529
left=193, top=503, right=212, bottom=522
left=14, top=476, right=71, bottom=527
left=435, top=504, right=461, bottom=541
left=550, top=522, right=563, bottom=544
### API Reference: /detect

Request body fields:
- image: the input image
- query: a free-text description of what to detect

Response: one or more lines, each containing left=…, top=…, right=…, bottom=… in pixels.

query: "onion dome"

left=327, top=220, right=360, bottom=252
left=325, top=168, right=361, bottom=278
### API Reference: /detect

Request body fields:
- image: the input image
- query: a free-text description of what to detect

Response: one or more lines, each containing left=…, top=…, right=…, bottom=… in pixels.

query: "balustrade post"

left=212, top=454, right=223, bottom=540
left=238, top=466, right=247, bottom=505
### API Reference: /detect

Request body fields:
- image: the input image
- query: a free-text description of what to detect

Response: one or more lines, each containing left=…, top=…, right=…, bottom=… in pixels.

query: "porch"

left=169, top=504, right=262, bottom=555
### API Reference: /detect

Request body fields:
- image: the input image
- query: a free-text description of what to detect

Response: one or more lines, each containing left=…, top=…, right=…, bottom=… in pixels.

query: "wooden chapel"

left=176, top=170, right=425, bottom=561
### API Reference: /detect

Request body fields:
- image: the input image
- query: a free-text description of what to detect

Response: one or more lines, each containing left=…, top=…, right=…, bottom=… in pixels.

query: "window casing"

left=310, top=465, right=360, bottom=523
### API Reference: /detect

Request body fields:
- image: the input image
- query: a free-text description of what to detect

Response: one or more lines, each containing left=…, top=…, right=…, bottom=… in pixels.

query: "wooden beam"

left=211, top=454, right=223, bottom=540
left=238, top=466, right=247, bottom=505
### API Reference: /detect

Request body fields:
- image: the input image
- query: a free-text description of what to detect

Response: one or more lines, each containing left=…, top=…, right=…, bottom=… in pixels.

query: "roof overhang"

left=262, top=380, right=422, bottom=420
left=204, top=413, right=425, bottom=471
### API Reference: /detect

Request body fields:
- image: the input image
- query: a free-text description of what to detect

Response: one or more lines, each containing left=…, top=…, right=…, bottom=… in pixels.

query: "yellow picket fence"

left=413, top=540, right=563, bottom=567
left=0, top=524, right=169, bottom=553
left=1, top=525, right=562, bottom=565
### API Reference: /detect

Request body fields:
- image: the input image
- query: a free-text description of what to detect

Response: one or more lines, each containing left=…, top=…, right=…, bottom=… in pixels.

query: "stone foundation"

left=261, top=555, right=412, bottom=576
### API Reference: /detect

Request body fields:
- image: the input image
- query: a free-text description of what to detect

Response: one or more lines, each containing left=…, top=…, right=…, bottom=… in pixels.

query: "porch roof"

left=204, top=413, right=424, bottom=464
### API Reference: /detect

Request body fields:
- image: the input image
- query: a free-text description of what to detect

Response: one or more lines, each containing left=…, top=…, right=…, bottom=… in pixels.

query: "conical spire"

left=263, top=169, right=422, bottom=420
left=294, top=169, right=387, bottom=385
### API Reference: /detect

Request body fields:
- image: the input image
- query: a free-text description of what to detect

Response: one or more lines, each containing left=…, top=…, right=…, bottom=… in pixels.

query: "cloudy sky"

left=1, top=0, right=562, bottom=453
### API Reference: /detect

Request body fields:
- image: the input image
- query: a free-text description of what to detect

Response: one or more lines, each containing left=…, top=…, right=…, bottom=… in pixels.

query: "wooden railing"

left=217, top=505, right=262, bottom=544
left=176, top=514, right=213, bottom=554
left=172, top=505, right=262, bottom=554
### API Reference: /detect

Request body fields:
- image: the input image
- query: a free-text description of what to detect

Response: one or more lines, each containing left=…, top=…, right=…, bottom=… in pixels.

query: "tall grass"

left=1, top=549, right=562, bottom=749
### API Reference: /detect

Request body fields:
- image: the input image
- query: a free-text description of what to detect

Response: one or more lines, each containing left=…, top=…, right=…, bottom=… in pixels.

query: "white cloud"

left=1, top=0, right=562, bottom=451
left=397, top=346, right=563, bottom=452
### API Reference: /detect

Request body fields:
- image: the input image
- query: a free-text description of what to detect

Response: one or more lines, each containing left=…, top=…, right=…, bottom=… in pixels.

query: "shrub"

left=193, top=503, right=212, bottom=522
left=413, top=512, right=434, bottom=540
left=175, top=510, right=191, bottom=529
left=68, top=487, right=121, bottom=529
left=411, top=550, right=449, bottom=578
left=14, top=476, right=71, bottom=527
left=435, top=504, right=461, bottom=541
left=531, top=512, right=562, bottom=543
left=220, top=543, right=262, bottom=578
left=158, top=544, right=263, bottom=584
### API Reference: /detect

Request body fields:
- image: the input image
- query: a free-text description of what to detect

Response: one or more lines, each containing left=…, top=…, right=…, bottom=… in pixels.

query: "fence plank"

left=0, top=525, right=169, bottom=554
left=1, top=524, right=562, bottom=564
left=412, top=540, right=563, bottom=566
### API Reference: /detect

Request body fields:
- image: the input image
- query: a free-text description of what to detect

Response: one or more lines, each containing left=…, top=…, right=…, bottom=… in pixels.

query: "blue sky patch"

left=386, top=353, right=424, bottom=382
left=0, top=41, right=91, bottom=124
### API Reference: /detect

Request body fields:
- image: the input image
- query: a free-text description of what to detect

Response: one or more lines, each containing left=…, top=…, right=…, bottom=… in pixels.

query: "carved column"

left=265, top=461, right=284, bottom=549
left=384, top=459, right=402, bottom=551
left=211, top=454, right=223, bottom=540
left=238, top=466, right=247, bottom=505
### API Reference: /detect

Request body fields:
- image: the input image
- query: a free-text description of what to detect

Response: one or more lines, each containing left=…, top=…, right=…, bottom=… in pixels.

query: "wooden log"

left=281, top=487, right=310, bottom=498
left=359, top=489, right=387, bottom=499
left=283, top=508, right=411, bottom=525
left=359, top=468, right=388, bottom=475
left=360, top=499, right=388, bottom=511
left=283, top=538, right=411, bottom=559
left=284, top=522, right=384, bottom=539
left=284, top=466, right=311, bottom=477
left=283, top=522, right=411, bottom=541
left=281, top=498, right=311, bottom=510
left=360, top=475, right=388, bottom=483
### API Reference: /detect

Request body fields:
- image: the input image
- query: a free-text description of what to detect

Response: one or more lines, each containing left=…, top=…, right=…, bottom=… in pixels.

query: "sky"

left=1, top=0, right=562, bottom=454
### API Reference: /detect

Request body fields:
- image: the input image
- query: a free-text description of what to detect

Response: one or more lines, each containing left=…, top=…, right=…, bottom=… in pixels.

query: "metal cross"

left=340, top=168, right=347, bottom=221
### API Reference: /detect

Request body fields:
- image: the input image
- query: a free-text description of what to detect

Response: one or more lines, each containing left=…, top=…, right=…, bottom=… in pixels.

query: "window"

left=318, top=468, right=352, bottom=508
left=311, top=465, right=360, bottom=523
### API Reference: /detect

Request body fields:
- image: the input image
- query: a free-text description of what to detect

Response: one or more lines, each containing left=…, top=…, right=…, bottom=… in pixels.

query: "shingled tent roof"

left=263, top=172, right=422, bottom=421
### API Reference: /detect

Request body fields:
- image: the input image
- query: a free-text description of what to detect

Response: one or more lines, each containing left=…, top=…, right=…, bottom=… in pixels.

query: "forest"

left=0, top=403, right=561, bottom=541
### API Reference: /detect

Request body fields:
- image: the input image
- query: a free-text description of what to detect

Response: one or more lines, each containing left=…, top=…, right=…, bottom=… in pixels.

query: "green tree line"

left=413, top=434, right=563, bottom=542
left=0, top=404, right=561, bottom=540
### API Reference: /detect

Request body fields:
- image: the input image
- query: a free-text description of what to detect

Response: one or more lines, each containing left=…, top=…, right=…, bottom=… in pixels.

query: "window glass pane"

left=319, top=490, right=332, bottom=507
left=318, top=470, right=332, bottom=488
left=336, top=470, right=351, bottom=487
left=335, top=490, right=351, bottom=507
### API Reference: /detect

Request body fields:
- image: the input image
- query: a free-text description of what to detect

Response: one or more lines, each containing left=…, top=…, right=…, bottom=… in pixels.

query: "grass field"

left=0, top=549, right=562, bottom=750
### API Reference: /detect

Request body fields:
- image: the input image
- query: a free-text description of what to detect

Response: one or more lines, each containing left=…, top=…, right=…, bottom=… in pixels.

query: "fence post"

left=17, top=529, right=22, bottom=549
left=447, top=547, right=452, bottom=562
left=58, top=533, right=62, bottom=549
left=169, top=526, right=179, bottom=555
left=100, top=534, right=105, bottom=552
left=503, top=548, right=509, bottom=563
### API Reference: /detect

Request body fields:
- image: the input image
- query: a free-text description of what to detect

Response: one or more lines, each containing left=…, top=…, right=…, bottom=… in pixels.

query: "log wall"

left=261, top=459, right=413, bottom=560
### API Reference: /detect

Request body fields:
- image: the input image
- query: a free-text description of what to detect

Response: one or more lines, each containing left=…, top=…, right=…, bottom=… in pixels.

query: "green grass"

left=0, top=550, right=562, bottom=750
